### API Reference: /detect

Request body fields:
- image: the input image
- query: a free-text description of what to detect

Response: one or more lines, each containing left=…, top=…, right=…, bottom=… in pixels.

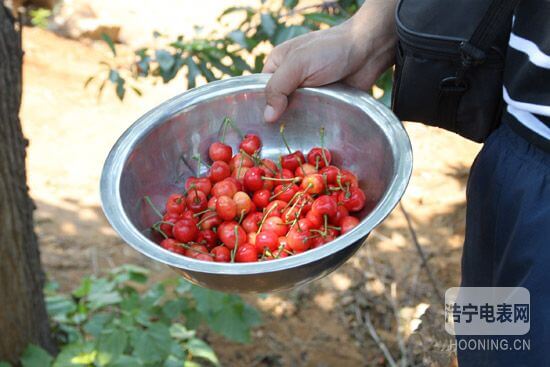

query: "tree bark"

left=0, top=5, right=56, bottom=363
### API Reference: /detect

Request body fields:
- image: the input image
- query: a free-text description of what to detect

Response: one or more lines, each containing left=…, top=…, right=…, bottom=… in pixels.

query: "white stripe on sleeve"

left=503, top=87, right=550, bottom=117
left=509, top=32, right=550, bottom=69
left=506, top=104, right=550, bottom=140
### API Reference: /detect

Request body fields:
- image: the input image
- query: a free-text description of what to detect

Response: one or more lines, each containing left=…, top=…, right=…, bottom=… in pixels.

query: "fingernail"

left=264, top=105, right=276, bottom=122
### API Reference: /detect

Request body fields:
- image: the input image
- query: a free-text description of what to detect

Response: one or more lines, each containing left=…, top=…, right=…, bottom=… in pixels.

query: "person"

left=262, top=0, right=550, bottom=366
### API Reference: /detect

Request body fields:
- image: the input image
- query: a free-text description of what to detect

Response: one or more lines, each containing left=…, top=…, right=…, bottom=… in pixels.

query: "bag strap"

left=438, top=0, right=520, bottom=130
left=460, top=0, right=521, bottom=66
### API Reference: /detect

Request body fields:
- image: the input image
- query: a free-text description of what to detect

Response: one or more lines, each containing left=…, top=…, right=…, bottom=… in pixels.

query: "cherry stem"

left=321, top=173, right=330, bottom=195
left=260, top=160, right=278, bottom=175
left=319, top=127, right=329, bottom=167
left=192, top=208, right=213, bottom=217
left=269, top=183, right=294, bottom=200
left=256, top=203, right=278, bottom=234
left=327, top=225, right=341, bottom=230
left=279, top=124, right=293, bottom=154
left=196, top=212, right=217, bottom=227
left=230, top=226, right=240, bottom=263
left=144, top=196, right=163, bottom=219
left=261, top=176, right=300, bottom=183
left=221, top=117, right=231, bottom=143
left=236, top=154, right=244, bottom=180
left=192, top=154, right=210, bottom=174
left=238, top=209, right=246, bottom=225
left=176, top=242, right=214, bottom=257
left=152, top=223, right=169, bottom=239
left=227, top=117, right=244, bottom=139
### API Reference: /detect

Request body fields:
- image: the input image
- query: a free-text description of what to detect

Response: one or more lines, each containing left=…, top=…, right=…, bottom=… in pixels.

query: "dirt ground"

left=21, top=22, right=481, bottom=367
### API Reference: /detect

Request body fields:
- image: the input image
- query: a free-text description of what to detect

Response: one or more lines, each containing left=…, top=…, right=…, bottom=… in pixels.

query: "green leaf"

left=108, top=69, right=120, bottom=83
left=260, top=13, right=277, bottom=37
left=155, top=50, right=175, bottom=72
left=46, top=295, right=77, bottom=319
left=163, top=355, right=184, bottom=367
left=175, top=279, right=192, bottom=295
left=218, top=6, right=253, bottom=19
left=72, top=277, right=92, bottom=298
left=131, top=323, right=172, bottom=364
left=96, top=330, right=127, bottom=366
left=197, top=61, right=216, bottom=82
left=83, top=313, right=113, bottom=338
left=21, top=345, right=53, bottom=367
left=229, top=55, right=251, bottom=73
left=273, top=25, right=310, bottom=45
left=284, top=0, right=298, bottom=9
left=186, top=339, right=219, bottom=366
left=109, top=355, right=142, bottom=367
left=186, top=57, right=201, bottom=89
left=116, top=78, right=126, bottom=101
left=169, top=323, right=195, bottom=340
left=303, top=12, right=346, bottom=26
left=111, top=265, right=149, bottom=284
left=228, top=30, right=248, bottom=49
left=87, top=278, right=122, bottom=310
left=0, top=362, right=11, bottom=367
left=101, top=33, right=117, bottom=56
left=53, top=343, right=95, bottom=367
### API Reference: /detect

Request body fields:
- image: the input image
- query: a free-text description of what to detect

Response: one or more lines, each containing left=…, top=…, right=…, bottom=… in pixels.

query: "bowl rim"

left=100, top=73, right=413, bottom=275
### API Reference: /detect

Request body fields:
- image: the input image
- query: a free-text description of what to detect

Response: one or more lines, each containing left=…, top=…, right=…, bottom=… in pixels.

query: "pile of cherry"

left=151, top=120, right=366, bottom=263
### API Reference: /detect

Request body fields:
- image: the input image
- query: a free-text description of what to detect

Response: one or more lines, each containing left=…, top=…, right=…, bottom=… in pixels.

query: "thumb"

left=264, top=57, right=305, bottom=123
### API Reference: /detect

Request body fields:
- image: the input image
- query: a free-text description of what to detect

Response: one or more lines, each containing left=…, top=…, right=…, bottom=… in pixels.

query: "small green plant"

left=1, top=265, right=260, bottom=367
left=29, top=8, right=52, bottom=29
left=88, top=0, right=392, bottom=105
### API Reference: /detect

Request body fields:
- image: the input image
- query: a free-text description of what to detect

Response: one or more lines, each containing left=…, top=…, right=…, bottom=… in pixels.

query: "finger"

left=264, top=54, right=306, bottom=123
left=262, top=41, right=293, bottom=73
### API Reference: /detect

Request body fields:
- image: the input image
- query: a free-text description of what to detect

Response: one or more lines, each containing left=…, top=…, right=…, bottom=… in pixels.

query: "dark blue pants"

left=458, top=122, right=550, bottom=366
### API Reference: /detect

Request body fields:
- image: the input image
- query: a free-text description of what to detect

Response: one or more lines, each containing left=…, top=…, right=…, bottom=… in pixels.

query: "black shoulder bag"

left=391, top=0, right=520, bottom=142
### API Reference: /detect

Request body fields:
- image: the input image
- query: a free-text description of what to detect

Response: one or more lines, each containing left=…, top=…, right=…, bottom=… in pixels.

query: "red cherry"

left=224, top=176, right=243, bottom=191
left=198, top=212, right=222, bottom=230
left=243, top=167, right=264, bottom=192
left=280, top=151, right=305, bottom=171
left=211, top=179, right=238, bottom=198
left=209, top=161, right=231, bottom=182
left=262, top=216, right=288, bottom=237
left=180, top=210, right=198, bottom=223
left=211, top=246, right=231, bottom=262
left=165, top=194, right=185, bottom=215
left=184, top=244, right=208, bottom=258
left=305, top=210, right=323, bottom=229
left=235, top=243, right=258, bottom=262
left=307, top=147, right=332, bottom=169
left=160, top=238, right=185, bottom=254
left=197, top=229, right=218, bottom=249
left=330, top=204, right=349, bottom=225
left=218, top=221, right=246, bottom=249
left=277, top=169, right=294, bottom=180
left=295, top=163, right=317, bottom=177
left=338, top=187, right=366, bottom=212
left=319, top=165, right=340, bottom=185
left=229, top=153, right=254, bottom=172
left=338, top=169, right=359, bottom=190
left=341, top=216, right=360, bottom=234
left=172, top=219, right=198, bottom=243
left=252, top=189, right=271, bottom=209
left=265, top=200, right=286, bottom=218
left=185, top=177, right=212, bottom=196
left=209, top=142, right=232, bottom=162
left=301, top=174, right=325, bottom=195
left=255, top=230, right=279, bottom=253
left=195, top=253, right=214, bottom=262
left=231, top=165, right=249, bottom=183
left=186, top=189, right=208, bottom=213
left=239, top=134, right=262, bottom=155
left=216, top=195, right=238, bottom=221
left=273, top=184, right=299, bottom=203
left=286, top=227, right=312, bottom=252
left=207, top=196, right=218, bottom=210
left=311, top=195, right=338, bottom=218
left=260, top=159, right=278, bottom=174
left=242, top=212, right=263, bottom=233
left=160, top=213, right=179, bottom=237
left=233, top=191, right=253, bottom=216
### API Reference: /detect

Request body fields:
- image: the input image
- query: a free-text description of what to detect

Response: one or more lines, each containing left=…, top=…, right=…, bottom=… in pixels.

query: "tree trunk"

left=0, top=5, right=56, bottom=363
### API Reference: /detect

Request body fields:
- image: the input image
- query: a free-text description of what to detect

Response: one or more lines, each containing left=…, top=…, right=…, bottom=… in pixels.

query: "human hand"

left=262, top=0, right=398, bottom=122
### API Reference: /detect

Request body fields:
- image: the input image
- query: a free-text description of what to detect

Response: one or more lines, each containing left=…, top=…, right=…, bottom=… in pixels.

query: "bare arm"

left=263, top=0, right=398, bottom=122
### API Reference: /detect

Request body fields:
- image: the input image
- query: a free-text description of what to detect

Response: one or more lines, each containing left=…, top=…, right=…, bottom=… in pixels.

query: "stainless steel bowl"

left=100, top=73, right=412, bottom=293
